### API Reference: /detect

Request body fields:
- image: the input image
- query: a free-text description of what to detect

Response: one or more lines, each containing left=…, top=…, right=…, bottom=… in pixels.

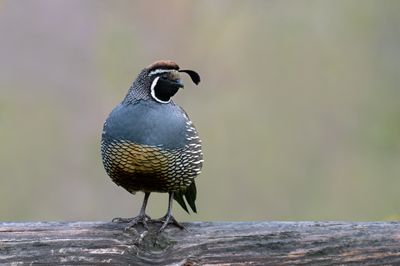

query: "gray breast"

left=102, top=100, right=188, bottom=150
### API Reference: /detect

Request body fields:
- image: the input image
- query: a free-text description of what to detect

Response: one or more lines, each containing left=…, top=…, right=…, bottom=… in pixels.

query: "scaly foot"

left=152, top=214, right=186, bottom=232
left=112, top=214, right=151, bottom=230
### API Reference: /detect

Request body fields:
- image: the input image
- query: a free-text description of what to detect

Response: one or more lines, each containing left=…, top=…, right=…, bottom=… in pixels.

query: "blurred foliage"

left=0, top=0, right=399, bottom=222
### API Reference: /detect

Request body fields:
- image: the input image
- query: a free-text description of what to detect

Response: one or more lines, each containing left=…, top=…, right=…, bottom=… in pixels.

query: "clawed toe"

left=112, top=217, right=132, bottom=223
left=112, top=214, right=151, bottom=230
left=154, top=215, right=186, bottom=232
left=112, top=192, right=189, bottom=233
left=126, top=215, right=149, bottom=230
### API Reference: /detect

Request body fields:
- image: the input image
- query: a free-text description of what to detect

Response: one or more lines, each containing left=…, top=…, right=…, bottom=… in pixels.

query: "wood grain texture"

left=1, top=221, right=400, bottom=265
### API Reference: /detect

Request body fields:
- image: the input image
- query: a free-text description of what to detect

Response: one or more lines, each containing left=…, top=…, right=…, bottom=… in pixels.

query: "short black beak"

left=179, top=70, right=201, bottom=85
left=174, top=79, right=184, bottom=88
left=161, top=76, right=184, bottom=90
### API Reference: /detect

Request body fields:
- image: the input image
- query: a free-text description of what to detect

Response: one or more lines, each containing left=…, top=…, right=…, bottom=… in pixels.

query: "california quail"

left=101, top=60, right=203, bottom=232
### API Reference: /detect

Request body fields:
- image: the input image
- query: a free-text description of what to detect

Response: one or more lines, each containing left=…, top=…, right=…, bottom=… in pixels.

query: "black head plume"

left=179, top=70, right=201, bottom=85
left=123, top=60, right=200, bottom=104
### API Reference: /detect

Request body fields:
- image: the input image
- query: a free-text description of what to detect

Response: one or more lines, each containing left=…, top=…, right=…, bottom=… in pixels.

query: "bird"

left=101, top=60, right=203, bottom=232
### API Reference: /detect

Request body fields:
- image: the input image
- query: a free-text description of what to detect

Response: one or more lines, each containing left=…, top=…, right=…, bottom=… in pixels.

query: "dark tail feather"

left=173, top=190, right=189, bottom=213
left=185, top=181, right=197, bottom=213
left=173, top=181, right=197, bottom=214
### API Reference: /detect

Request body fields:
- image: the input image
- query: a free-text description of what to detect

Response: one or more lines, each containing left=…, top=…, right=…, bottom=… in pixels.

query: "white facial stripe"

left=148, top=69, right=173, bottom=76
left=150, top=76, right=171, bottom=104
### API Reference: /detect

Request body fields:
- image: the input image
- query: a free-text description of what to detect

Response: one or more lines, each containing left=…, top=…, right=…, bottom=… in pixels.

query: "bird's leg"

left=112, top=192, right=151, bottom=229
left=153, top=192, right=186, bottom=232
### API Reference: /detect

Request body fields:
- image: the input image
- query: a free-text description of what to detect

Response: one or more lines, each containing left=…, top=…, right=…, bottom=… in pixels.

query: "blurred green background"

left=0, top=0, right=399, bottom=222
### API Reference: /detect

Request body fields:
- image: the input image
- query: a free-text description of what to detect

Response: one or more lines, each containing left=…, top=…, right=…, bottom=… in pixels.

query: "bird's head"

left=126, top=60, right=200, bottom=104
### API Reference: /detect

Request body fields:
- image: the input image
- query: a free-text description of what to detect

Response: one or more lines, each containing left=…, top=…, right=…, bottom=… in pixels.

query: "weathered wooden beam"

left=1, top=221, right=400, bottom=265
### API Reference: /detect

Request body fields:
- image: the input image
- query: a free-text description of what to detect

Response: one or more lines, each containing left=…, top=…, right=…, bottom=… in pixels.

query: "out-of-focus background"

left=1, top=0, right=399, bottom=222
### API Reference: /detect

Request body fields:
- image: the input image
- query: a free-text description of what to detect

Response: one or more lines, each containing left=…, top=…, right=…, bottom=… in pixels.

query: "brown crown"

left=147, top=60, right=180, bottom=71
